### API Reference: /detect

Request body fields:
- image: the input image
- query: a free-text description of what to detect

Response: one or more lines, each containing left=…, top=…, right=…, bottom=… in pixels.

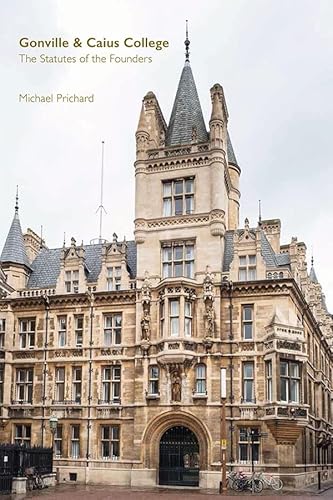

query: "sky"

left=1, top=0, right=333, bottom=309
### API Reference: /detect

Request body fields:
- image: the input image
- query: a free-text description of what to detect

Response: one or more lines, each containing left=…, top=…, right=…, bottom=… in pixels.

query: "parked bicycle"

left=25, top=466, right=45, bottom=491
left=228, top=471, right=263, bottom=492
left=254, top=471, right=283, bottom=490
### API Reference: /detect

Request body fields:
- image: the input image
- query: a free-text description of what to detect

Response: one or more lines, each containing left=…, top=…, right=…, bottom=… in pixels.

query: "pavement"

left=4, top=482, right=333, bottom=500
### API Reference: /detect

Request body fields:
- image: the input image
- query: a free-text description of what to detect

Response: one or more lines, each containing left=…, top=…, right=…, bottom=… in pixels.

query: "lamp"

left=49, top=415, right=58, bottom=454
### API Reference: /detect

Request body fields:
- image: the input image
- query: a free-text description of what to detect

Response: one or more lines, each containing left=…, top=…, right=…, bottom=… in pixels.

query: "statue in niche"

left=171, top=371, right=182, bottom=402
left=205, top=303, right=215, bottom=337
left=140, top=308, right=151, bottom=341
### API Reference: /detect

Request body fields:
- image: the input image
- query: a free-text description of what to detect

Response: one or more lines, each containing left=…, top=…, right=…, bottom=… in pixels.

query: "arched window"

left=195, top=364, right=206, bottom=394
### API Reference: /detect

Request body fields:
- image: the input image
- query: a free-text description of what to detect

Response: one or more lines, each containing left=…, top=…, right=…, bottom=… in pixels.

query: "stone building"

left=0, top=36, right=332, bottom=489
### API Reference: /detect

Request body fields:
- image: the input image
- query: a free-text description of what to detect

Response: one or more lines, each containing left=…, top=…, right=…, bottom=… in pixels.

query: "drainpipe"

left=86, top=291, right=94, bottom=467
left=228, top=281, right=234, bottom=465
left=41, top=293, right=50, bottom=447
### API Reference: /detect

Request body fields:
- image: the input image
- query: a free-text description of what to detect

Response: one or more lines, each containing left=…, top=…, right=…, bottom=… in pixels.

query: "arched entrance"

left=159, top=426, right=199, bottom=486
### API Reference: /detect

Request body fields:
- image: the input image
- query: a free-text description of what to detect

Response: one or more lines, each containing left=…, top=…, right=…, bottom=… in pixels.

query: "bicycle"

left=255, top=471, right=283, bottom=490
left=228, top=471, right=263, bottom=492
left=25, top=467, right=45, bottom=491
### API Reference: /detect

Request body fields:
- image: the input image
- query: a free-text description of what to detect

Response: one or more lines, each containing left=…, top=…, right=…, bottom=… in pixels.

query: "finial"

left=63, top=232, right=66, bottom=248
left=258, top=199, right=262, bottom=225
left=185, top=20, right=190, bottom=62
left=15, top=185, right=19, bottom=214
left=40, top=225, right=43, bottom=250
left=311, top=247, right=314, bottom=267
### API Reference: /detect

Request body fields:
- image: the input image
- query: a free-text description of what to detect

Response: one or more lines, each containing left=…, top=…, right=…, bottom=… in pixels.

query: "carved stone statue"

left=140, top=310, right=150, bottom=341
left=205, top=303, right=215, bottom=337
left=141, top=272, right=152, bottom=306
left=171, top=372, right=182, bottom=402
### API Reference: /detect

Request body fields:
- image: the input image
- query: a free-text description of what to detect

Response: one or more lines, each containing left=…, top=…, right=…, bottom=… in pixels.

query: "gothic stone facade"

left=0, top=55, right=332, bottom=490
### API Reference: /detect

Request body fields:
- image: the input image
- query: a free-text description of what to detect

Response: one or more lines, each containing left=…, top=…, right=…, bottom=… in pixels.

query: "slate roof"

left=27, top=241, right=137, bottom=289
left=309, top=265, right=318, bottom=284
left=227, top=132, right=238, bottom=165
left=222, top=229, right=291, bottom=273
left=0, top=212, right=31, bottom=268
left=166, top=61, right=208, bottom=146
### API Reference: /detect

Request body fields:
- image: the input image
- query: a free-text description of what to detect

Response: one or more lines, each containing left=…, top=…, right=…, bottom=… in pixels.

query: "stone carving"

left=205, top=304, right=215, bottom=337
left=203, top=268, right=214, bottom=302
left=171, top=370, right=182, bottom=402
left=140, top=310, right=151, bottom=341
left=141, top=272, right=152, bottom=341
left=203, top=268, right=215, bottom=337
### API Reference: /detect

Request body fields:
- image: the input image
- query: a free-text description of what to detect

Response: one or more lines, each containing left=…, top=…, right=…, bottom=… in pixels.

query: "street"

left=7, top=484, right=333, bottom=499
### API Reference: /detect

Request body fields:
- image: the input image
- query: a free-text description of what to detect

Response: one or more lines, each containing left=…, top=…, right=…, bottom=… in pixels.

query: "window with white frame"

left=184, top=300, right=193, bottom=337
left=162, top=242, right=194, bottom=279
left=148, top=366, right=159, bottom=395
left=162, top=178, right=194, bottom=217
left=242, top=305, right=253, bottom=340
left=75, top=316, right=83, bottom=346
left=0, top=366, right=3, bottom=404
left=280, top=360, right=300, bottom=403
left=58, top=316, right=67, bottom=347
left=170, top=299, right=180, bottom=336
left=242, top=362, right=255, bottom=403
left=0, top=319, right=5, bottom=348
left=107, top=266, right=121, bottom=291
left=238, top=255, right=257, bottom=281
left=55, top=367, right=65, bottom=402
left=70, top=425, right=80, bottom=458
left=101, top=425, right=120, bottom=460
left=54, top=425, right=62, bottom=457
left=195, top=364, right=207, bottom=394
left=72, top=367, right=82, bottom=403
left=104, top=314, right=122, bottom=346
left=14, top=424, right=31, bottom=446
left=265, top=360, right=272, bottom=402
left=19, top=319, right=35, bottom=348
left=239, top=427, right=260, bottom=464
left=65, top=270, right=79, bottom=293
left=101, top=365, right=121, bottom=403
left=15, top=368, right=33, bottom=403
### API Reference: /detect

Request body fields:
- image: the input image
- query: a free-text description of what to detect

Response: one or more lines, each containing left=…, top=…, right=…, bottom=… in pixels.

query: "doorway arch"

left=159, top=426, right=199, bottom=486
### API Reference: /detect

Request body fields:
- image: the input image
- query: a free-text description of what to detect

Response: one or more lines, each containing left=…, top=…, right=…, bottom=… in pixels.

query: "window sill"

left=146, top=394, right=160, bottom=400
left=192, top=393, right=207, bottom=399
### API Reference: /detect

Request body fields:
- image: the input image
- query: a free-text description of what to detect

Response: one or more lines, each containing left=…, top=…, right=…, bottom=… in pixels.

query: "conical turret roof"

left=166, top=61, right=208, bottom=147
left=0, top=198, right=30, bottom=269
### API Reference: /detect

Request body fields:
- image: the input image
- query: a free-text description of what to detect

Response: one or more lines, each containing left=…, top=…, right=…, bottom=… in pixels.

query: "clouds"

left=1, top=0, right=332, bottom=309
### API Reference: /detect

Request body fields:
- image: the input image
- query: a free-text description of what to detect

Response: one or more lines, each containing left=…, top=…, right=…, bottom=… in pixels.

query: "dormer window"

left=107, top=266, right=121, bottom=291
left=65, top=270, right=79, bottom=293
left=238, top=255, right=256, bottom=281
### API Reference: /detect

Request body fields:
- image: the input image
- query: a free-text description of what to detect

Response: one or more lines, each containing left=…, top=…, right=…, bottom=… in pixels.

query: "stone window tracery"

left=65, top=269, right=79, bottom=293
left=101, top=425, right=120, bottom=460
left=162, top=177, right=194, bottom=216
left=238, top=255, right=256, bottom=281
left=162, top=242, right=194, bottom=279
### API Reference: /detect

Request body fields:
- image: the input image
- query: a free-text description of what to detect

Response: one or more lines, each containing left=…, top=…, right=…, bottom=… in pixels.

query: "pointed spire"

left=136, top=102, right=148, bottom=134
left=15, top=185, right=19, bottom=216
left=185, top=20, right=190, bottom=62
left=166, top=31, right=208, bottom=147
left=0, top=189, right=30, bottom=268
left=309, top=255, right=318, bottom=284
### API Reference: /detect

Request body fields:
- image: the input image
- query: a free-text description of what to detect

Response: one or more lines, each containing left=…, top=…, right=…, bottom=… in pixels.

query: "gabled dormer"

left=229, top=219, right=266, bottom=281
left=97, top=233, right=130, bottom=291
left=56, top=237, right=87, bottom=294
